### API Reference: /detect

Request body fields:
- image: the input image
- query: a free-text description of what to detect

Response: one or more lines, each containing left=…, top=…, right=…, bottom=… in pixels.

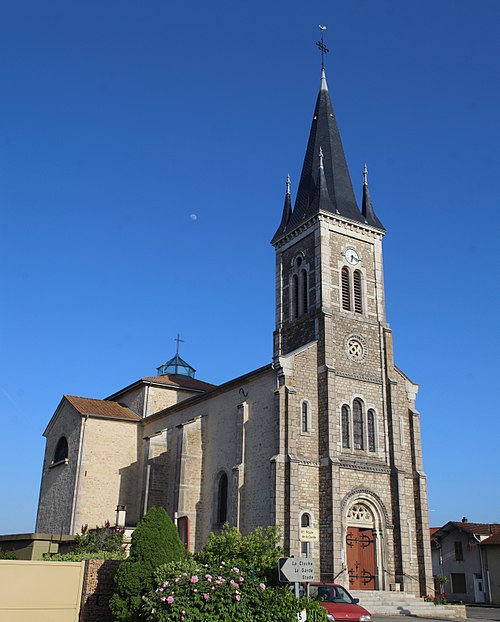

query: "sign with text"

left=300, top=527, right=319, bottom=542
left=278, top=557, right=316, bottom=583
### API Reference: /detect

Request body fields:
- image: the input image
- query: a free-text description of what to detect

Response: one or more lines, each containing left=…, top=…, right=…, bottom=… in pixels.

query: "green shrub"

left=142, top=559, right=327, bottom=622
left=73, top=522, right=125, bottom=555
left=195, top=524, right=283, bottom=584
left=110, top=507, right=186, bottom=622
left=0, top=550, right=18, bottom=560
left=43, top=551, right=125, bottom=562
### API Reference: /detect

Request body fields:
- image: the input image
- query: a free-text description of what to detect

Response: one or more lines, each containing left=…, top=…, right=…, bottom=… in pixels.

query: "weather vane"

left=174, top=333, right=184, bottom=356
left=316, top=25, right=329, bottom=70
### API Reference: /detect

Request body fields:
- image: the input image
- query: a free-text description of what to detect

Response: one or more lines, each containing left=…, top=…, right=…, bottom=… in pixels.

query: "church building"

left=36, top=61, right=433, bottom=595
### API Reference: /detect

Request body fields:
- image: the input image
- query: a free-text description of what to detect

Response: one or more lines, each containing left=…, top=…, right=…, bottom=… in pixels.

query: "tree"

left=195, top=524, right=283, bottom=584
left=110, top=507, right=186, bottom=622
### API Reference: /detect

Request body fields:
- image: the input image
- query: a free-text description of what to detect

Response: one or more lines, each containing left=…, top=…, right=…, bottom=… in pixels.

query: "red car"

left=309, top=583, right=372, bottom=622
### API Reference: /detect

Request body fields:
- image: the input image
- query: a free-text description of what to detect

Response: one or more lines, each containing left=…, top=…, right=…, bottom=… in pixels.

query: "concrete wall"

left=0, top=560, right=85, bottom=622
left=0, top=533, right=74, bottom=560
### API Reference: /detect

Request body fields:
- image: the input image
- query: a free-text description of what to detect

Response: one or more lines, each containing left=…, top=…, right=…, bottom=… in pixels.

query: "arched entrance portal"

left=346, top=503, right=376, bottom=590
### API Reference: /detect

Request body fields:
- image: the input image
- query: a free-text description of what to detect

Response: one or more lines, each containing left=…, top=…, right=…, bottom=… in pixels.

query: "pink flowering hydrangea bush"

left=142, top=559, right=327, bottom=622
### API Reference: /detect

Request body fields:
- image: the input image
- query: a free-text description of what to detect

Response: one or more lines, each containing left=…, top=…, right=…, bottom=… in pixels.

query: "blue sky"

left=0, top=1, right=499, bottom=534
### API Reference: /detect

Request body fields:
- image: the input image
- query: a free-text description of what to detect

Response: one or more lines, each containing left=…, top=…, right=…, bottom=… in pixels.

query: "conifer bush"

left=110, top=507, right=186, bottom=622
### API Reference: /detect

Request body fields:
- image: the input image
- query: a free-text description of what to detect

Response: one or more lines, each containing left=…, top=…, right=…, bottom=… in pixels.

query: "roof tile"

left=64, top=395, right=140, bottom=421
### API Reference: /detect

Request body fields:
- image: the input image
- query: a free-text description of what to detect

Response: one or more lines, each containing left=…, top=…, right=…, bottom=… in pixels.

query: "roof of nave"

left=144, top=364, right=274, bottom=425
left=141, top=374, right=216, bottom=391
left=106, top=373, right=216, bottom=401
left=64, top=395, right=141, bottom=421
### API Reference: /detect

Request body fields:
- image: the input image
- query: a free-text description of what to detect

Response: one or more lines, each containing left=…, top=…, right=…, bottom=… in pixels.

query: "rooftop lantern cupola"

left=156, top=334, right=196, bottom=378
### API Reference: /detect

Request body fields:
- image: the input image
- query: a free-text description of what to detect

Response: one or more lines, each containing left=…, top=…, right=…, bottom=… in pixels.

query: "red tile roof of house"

left=481, top=534, right=500, bottom=546
left=64, top=395, right=140, bottom=421
left=449, top=522, right=500, bottom=537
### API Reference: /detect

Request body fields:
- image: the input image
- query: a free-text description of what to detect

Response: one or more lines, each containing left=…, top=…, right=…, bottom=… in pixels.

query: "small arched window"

left=301, top=401, right=310, bottom=433
left=341, top=405, right=350, bottom=449
left=341, top=267, right=351, bottom=311
left=368, top=409, right=376, bottom=452
left=353, top=399, right=364, bottom=450
left=353, top=270, right=363, bottom=314
left=217, top=473, right=228, bottom=524
left=53, top=437, right=68, bottom=463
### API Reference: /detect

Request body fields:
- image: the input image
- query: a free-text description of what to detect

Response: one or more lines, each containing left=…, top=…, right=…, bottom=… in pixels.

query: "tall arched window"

left=341, top=267, right=351, bottom=311
left=353, top=270, right=363, bottom=314
left=367, top=409, right=376, bottom=452
left=301, top=401, right=310, bottom=433
left=341, top=405, right=350, bottom=448
left=53, top=436, right=68, bottom=463
left=353, top=399, right=364, bottom=450
left=217, top=473, right=228, bottom=524
left=300, top=269, right=308, bottom=314
left=292, top=274, right=299, bottom=319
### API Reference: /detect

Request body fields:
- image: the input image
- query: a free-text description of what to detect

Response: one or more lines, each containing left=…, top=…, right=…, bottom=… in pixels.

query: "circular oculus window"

left=345, top=334, right=367, bottom=362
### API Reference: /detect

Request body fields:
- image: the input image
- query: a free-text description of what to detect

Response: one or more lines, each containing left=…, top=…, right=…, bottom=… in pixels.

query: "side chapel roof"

left=64, top=395, right=140, bottom=421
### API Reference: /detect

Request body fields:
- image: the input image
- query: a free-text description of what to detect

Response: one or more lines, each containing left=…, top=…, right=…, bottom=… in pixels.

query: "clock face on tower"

left=345, top=248, right=360, bottom=266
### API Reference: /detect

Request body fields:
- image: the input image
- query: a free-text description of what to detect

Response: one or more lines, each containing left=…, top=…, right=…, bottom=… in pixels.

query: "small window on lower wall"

left=451, top=573, right=467, bottom=593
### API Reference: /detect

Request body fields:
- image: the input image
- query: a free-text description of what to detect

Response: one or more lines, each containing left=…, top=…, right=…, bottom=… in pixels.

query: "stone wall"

left=36, top=402, right=82, bottom=534
left=73, top=418, right=140, bottom=531
left=80, top=559, right=121, bottom=622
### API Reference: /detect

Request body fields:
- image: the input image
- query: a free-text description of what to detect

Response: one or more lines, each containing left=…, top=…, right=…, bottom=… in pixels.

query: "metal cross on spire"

left=316, top=25, right=329, bottom=70
left=174, top=333, right=184, bottom=356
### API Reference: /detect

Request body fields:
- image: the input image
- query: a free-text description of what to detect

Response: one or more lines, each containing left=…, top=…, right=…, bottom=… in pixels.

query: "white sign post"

left=278, top=557, right=316, bottom=583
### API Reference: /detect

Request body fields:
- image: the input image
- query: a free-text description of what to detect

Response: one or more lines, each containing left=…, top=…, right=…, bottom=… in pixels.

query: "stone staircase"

left=350, top=590, right=467, bottom=618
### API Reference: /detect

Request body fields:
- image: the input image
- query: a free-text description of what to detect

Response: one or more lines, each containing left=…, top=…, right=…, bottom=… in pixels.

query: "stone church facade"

left=36, top=67, right=433, bottom=595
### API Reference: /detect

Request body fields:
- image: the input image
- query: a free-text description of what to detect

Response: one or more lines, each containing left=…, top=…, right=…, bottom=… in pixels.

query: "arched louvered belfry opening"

left=342, top=404, right=350, bottom=448
left=353, top=270, right=363, bottom=314
left=216, top=472, right=228, bottom=524
left=342, top=267, right=351, bottom=311
left=53, top=436, right=68, bottom=463
left=368, top=409, right=376, bottom=452
left=353, top=399, right=364, bottom=450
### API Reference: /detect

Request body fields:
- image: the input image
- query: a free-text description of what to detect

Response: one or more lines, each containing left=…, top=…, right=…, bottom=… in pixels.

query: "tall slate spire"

left=286, top=68, right=365, bottom=230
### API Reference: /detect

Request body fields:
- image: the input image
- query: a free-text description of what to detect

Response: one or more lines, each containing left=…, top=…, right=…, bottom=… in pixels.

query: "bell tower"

left=271, top=61, right=433, bottom=595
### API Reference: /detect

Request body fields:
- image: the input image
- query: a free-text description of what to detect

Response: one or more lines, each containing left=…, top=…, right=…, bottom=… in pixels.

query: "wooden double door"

left=346, top=527, right=376, bottom=590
